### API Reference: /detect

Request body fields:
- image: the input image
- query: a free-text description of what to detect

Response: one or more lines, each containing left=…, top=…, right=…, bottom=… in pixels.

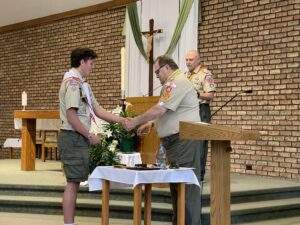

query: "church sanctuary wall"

left=199, top=0, right=299, bottom=179
left=0, top=0, right=299, bottom=180
left=0, top=4, right=127, bottom=158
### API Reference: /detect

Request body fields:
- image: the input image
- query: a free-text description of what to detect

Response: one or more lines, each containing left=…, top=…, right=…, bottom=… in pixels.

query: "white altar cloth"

left=88, top=166, right=199, bottom=191
left=3, top=138, right=21, bottom=148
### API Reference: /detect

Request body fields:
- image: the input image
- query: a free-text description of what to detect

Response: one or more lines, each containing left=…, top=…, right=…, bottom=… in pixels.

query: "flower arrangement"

left=89, top=105, right=137, bottom=171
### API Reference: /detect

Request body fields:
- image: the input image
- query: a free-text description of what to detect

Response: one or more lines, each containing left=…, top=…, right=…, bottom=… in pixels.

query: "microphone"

left=210, top=90, right=253, bottom=119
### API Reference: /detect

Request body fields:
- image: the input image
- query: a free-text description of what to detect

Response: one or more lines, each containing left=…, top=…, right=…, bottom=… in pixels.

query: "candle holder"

left=120, top=97, right=126, bottom=114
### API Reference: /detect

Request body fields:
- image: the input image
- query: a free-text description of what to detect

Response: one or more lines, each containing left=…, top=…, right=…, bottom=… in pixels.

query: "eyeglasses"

left=155, top=64, right=166, bottom=75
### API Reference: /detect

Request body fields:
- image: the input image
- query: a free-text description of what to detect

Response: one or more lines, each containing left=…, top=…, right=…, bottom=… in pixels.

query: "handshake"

left=120, top=117, right=153, bottom=137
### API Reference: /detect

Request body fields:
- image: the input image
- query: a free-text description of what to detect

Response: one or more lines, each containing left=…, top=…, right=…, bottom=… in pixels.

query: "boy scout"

left=58, top=48, right=126, bottom=225
left=125, top=56, right=203, bottom=225
left=185, top=50, right=216, bottom=182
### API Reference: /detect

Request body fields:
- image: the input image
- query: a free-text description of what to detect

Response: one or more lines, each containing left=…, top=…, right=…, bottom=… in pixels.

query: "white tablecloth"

left=88, top=166, right=199, bottom=191
left=117, top=152, right=142, bottom=167
left=3, top=138, right=21, bottom=148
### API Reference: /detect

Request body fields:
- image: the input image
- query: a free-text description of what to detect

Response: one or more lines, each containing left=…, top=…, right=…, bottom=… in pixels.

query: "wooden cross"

left=142, top=18, right=162, bottom=96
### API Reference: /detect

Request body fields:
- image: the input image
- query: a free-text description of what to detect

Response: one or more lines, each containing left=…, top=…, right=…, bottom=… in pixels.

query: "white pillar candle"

left=121, top=47, right=125, bottom=92
left=21, top=91, right=27, bottom=106
left=121, top=89, right=126, bottom=99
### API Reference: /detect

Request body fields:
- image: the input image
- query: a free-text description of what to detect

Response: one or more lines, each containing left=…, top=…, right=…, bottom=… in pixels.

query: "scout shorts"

left=58, top=130, right=90, bottom=182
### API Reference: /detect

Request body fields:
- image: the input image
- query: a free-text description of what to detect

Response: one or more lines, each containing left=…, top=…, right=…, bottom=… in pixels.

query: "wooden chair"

left=36, top=131, right=43, bottom=158
left=41, top=130, right=59, bottom=162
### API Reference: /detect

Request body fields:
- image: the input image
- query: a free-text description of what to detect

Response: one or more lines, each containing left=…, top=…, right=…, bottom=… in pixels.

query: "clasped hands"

left=119, top=117, right=152, bottom=137
left=89, top=117, right=152, bottom=145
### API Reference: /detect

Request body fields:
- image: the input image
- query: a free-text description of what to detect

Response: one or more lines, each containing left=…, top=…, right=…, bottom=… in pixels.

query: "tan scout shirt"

left=186, top=67, right=216, bottom=104
left=155, top=69, right=200, bottom=138
left=59, top=69, right=99, bottom=131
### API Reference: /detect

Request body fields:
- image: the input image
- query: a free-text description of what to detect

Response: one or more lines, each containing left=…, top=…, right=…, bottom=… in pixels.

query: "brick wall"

left=199, top=0, right=299, bottom=179
left=0, top=0, right=299, bottom=179
left=0, top=8, right=126, bottom=158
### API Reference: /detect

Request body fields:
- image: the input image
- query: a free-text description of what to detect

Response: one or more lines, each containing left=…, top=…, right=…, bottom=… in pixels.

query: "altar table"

left=88, top=166, right=199, bottom=225
left=13, top=110, right=59, bottom=171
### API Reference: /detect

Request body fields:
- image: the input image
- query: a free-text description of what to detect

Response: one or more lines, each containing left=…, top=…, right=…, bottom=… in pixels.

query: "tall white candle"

left=121, top=47, right=125, bottom=92
left=21, top=91, right=27, bottom=107
left=121, top=89, right=126, bottom=99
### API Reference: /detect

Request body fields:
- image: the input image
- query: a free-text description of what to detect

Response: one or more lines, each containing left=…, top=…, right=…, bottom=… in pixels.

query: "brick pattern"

left=0, top=8, right=125, bottom=158
left=199, top=0, right=299, bottom=179
left=0, top=1, right=299, bottom=179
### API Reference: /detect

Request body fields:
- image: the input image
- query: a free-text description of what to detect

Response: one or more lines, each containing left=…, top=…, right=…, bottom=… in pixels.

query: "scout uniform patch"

left=186, top=67, right=216, bottom=104
left=204, top=72, right=214, bottom=84
left=155, top=69, right=200, bottom=138
left=160, top=81, right=176, bottom=102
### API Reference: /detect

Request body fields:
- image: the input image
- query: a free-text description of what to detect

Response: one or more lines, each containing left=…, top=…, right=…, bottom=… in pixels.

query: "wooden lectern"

left=126, top=96, right=160, bottom=163
left=14, top=110, right=59, bottom=171
left=179, top=121, right=260, bottom=225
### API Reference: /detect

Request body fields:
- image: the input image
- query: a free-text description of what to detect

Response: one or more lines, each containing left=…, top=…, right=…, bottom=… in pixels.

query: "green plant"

left=89, top=139, right=120, bottom=173
left=89, top=105, right=138, bottom=170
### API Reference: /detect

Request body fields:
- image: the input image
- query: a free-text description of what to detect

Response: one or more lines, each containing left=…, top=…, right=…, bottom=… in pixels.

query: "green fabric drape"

left=126, top=0, right=194, bottom=60
left=165, top=0, right=194, bottom=56
left=127, top=3, right=148, bottom=60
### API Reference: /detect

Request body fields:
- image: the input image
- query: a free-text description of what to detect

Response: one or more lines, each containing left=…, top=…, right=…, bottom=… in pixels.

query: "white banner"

left=124, top=0, right=198, bottom=97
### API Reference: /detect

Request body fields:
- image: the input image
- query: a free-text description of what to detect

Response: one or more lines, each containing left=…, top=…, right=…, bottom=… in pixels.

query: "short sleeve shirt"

left=59, top=69, right=99, bottom=131
left=154, top=69, right=200, bottom=138
left=186, top=67, right=216, bottom=104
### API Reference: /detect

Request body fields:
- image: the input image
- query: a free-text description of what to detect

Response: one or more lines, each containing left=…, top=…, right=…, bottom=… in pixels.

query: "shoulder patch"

left=204, top=72, right=214, bottom=84
left=160, top=82, right=176, bottom=102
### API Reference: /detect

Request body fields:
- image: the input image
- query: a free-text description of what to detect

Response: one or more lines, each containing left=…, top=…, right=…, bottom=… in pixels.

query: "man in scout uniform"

left=125, top=55, right=203, bottom=225
left=185, top=50, right=216, bottom=183
left=58, top=48, right=127, bottom=225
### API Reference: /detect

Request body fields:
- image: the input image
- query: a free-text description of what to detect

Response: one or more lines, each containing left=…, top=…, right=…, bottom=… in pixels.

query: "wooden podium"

left=126, top=96, right=160, bottom=163
left=14, top=110, right=59, bottom=171
left=179, top=121, right=260, bottom=225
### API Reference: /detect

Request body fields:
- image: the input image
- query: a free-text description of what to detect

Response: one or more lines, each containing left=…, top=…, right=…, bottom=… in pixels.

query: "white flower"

left=108, top=140, right=118, bottom=152
left=103, top=129, right=112, bottom=138
left=111, top=140, right=118, bottom=146
left=112, top=106, right=122, bottom=115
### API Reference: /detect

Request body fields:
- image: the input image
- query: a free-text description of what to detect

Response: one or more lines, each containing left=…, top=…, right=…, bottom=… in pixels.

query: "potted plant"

left=89, top=106, right=137, bottom=171
left=89, top=139, right=120, bottom=173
